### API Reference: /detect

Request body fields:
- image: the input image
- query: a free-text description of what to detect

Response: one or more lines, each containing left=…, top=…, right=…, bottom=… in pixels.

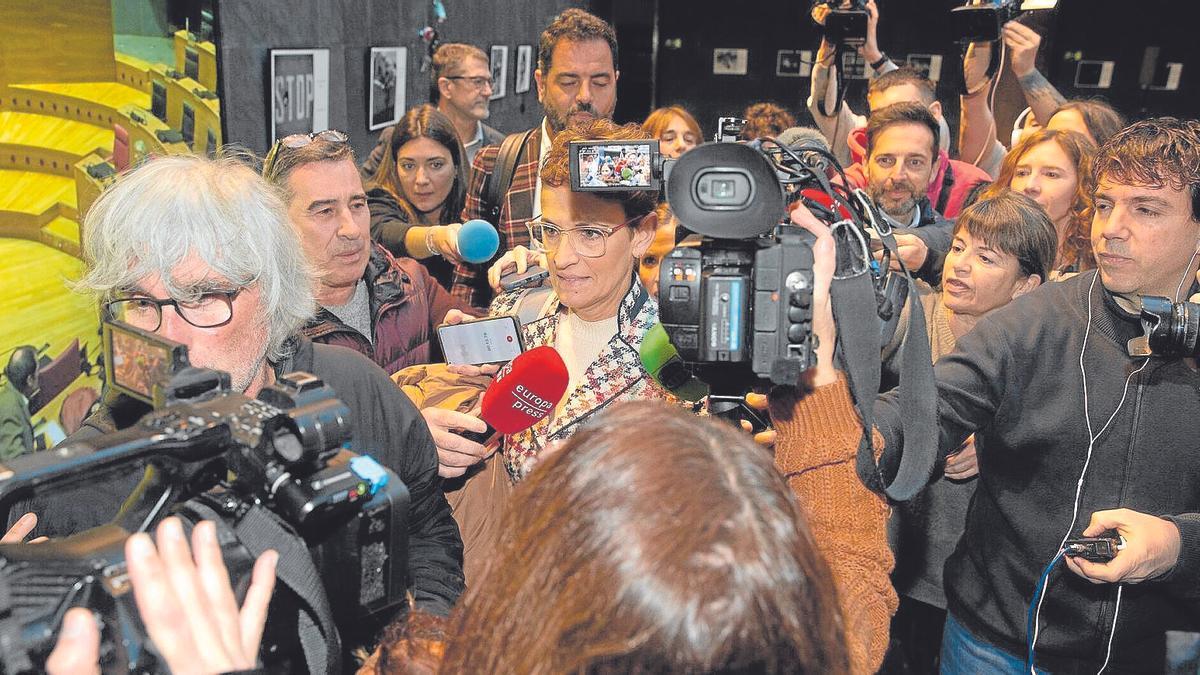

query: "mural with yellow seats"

left=0, top=1, right=220, bottom=456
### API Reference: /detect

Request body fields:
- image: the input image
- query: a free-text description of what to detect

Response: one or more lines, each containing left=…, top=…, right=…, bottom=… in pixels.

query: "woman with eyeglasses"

left=366, top=105, right=470, bottom=289
left=447, top=119, right=676, bottom=481
left=411, top=120, right=679, bottom=590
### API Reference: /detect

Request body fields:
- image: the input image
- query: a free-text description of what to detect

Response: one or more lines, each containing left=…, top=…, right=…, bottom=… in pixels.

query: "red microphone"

left=461, top=346, right=569, bottom=443
left=798, top=188, right=853, bottom=222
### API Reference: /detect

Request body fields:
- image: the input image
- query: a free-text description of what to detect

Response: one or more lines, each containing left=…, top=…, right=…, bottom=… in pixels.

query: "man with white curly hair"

left=25, top=154, right=465, bottom=622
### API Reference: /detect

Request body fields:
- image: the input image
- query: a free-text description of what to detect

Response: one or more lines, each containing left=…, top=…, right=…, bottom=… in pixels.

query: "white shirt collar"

left=538, top=118, right=554, bottom=161
left=463, top=121, right=485, bottom=149
left=532, top=118, right=554, bottom=218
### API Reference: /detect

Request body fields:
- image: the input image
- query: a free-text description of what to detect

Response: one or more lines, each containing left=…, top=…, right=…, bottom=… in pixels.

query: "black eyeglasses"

left=263, top=129, right=350, bottom=178
left=104, top=289, right=244, bottom=332
left=444, top=75, right=493, bottom=89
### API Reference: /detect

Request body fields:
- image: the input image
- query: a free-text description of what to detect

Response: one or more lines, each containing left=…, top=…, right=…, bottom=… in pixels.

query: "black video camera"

left=1130, top=296, right=1200, bottom=358
left=950, top=0, right=1058, bottom=43
left=568, top=128, right=901, bottom=395
left=815, top=0, right=869, bottom=46
left=0, top=321, right=410, bottom=674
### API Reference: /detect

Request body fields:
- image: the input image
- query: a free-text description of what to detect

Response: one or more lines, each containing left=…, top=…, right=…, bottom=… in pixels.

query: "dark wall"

left=602, top=0, right=1196, bottom=150
left=217, top=0, right=582, bottom=160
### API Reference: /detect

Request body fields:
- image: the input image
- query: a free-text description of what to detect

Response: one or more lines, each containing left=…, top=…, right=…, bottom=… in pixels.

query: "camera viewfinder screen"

left=577, top=143, right=654, bottom=189
left=110, top=326, right=173, bottom=400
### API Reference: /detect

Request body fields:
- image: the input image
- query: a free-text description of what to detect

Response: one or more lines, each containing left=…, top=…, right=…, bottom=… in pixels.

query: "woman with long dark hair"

left=366, top=104, right=470, bottom=288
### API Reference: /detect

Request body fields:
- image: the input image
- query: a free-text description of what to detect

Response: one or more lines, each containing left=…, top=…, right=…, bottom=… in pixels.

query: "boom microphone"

left=776, top=126, right=830, bottom=154
left=776, top=126, right=835, bottom=179
left=458, top=219, right=501, bottom=264
left=461, top=346, right=569, bottom=443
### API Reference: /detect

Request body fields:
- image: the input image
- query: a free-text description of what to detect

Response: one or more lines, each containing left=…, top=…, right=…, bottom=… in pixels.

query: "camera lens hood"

left=667, top=142, right=784, bottom=239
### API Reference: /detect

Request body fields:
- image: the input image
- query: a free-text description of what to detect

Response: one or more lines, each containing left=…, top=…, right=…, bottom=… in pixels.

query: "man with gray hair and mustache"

left=23, top=154, right=465, bottom=625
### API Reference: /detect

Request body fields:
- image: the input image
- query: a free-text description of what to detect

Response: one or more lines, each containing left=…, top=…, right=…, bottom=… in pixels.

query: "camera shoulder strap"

left=816, top=44, right=851, bottom=119
left=830, top=229, right=938, bottom=502
left=481, top=128, right=536, bottom=224
left=185, top=498, right=342, bottom=675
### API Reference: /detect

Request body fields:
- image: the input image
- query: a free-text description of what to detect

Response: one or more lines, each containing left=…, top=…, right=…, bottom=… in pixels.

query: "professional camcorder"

left=568, top=127, right=905, bottom=394
left=949, top=0, right=1058, bottom=43
left=814, top=0, right=869, bottom=46
left=0, top=321, right=409, bottom=674
left=569, top=129, right=937, bottom=501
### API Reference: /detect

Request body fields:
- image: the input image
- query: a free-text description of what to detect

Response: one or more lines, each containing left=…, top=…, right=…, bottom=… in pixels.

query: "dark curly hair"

left=1089, top=117, right=1200, bottom=222
left=739, top=102, right=796, bottom=141
left=537, top=8, right=617, bottom=73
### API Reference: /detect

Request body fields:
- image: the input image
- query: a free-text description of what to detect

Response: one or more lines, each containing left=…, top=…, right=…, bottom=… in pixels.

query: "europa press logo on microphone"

left=512, top=383, right=554, bottom=420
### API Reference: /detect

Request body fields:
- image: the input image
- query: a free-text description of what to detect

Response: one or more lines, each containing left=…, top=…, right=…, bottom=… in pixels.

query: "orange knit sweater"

left=772, top=377, right=897, bottom=675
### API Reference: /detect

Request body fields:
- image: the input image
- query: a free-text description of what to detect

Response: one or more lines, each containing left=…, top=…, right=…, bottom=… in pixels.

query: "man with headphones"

left=941, top=117, right=1200, bottom=672
left=810, top=117, right=1200, bottom=673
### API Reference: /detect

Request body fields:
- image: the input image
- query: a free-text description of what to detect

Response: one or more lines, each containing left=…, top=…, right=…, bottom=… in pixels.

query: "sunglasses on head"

left=263, top=129, right=350, bottom=178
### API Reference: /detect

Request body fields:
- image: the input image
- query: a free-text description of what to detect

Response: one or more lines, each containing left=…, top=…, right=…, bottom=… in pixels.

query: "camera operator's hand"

left=423, top=406, right=494, bottom=478
left=944, top=434, right=979, bottom=480
left=488, top=244, right=546, bottom=293
left=45, top=608, right=101, bottom=675
left=741, top=392, right=778, bottom=448
left=811, top=2, right=840, bottom=59
left=787, top=203, right=839, bottom=386
left=858, top=1, right=883, bottom=66
left=875, top=233, right=929, bottom=273
left=810, top=2, right=832, bottom=26
left=46, top=518, right=277, bottom=675
left=2, top=512, right=47, bottom=543
left=1003, top=21, right=1042, bottom=79
left=1065, top=509, right=1182, bottom=584
left=962, top=40, right=994, bottom=95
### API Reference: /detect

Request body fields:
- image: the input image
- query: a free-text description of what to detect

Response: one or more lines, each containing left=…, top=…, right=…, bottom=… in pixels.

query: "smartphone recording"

left=437, top=316, right=525, bottom=366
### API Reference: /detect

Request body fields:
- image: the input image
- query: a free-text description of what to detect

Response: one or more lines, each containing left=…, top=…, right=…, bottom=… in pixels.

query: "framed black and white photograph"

left=1074, top=60, right=1115, bottom=89
left=713, top=48, right=749, bottom=76
left=515, top=44, right=533, bottom=94
left=369, top=46, right=407, bottom=130
left=776, top=50, right=812, bottom=78
left=270, top=48, right=329, bottom=141
left=490, top=45, right=509, bottom=100
left=905, top=54, right=944, bottom=82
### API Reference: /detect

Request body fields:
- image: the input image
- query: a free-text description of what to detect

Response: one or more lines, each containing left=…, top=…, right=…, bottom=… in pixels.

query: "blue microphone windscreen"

left=459, top=219, right=500, bottom=263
